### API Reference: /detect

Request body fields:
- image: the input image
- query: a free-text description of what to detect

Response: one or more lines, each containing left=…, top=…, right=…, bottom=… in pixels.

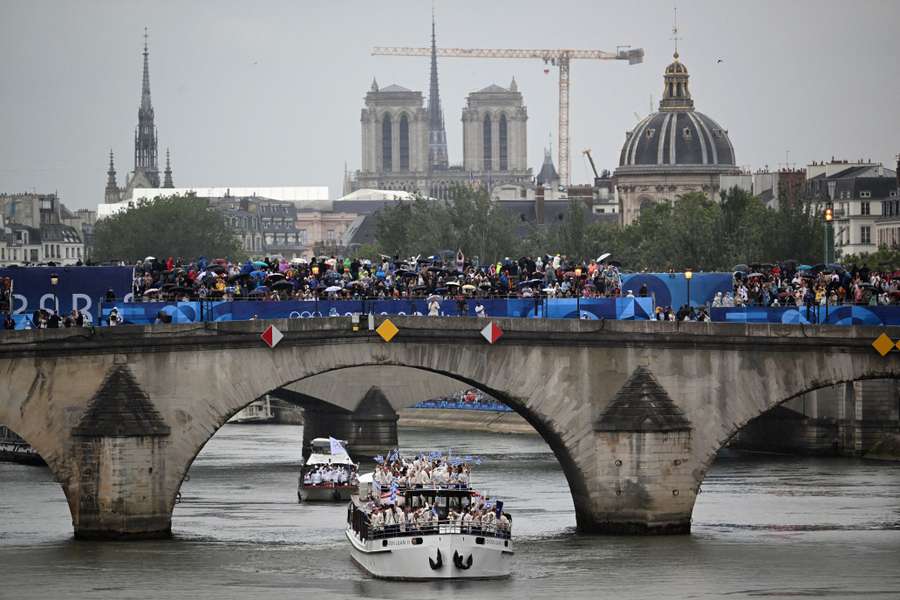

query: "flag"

left=329, top=437, right=345, bottom=455
left=374, top=455, right=384, bottom=464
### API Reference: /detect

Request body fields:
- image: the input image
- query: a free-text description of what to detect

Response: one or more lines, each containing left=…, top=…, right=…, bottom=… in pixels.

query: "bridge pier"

left=586, top=367, right=697, bottom=534
left=290, top=386, right=398, bottom=459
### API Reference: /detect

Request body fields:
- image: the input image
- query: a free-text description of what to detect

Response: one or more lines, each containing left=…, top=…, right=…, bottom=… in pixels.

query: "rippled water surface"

left=2, top=424, right=900, bottom=599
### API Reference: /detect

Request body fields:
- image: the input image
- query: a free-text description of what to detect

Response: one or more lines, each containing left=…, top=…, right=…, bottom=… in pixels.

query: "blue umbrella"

left=250, top=270, right=267, bottom=280
left=253, top=261, right=268, bottom=268
left=797, top=264, right=814, bottom=271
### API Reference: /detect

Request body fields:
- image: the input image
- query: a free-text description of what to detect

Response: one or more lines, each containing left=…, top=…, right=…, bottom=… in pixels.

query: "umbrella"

left=324, top=285, right=342, bottom=293
left=143, top=288, right=160, bottom=295
left=542, top=287, right=555, bottom=293
left=249, top=287, right=268, bottom=295
left=596, top=252, right=612, bottom=263
left=748, top=272, right=764, bottom=278
left=144, top=256, right=156, bottom=262
left=250, top=270, right=267, bottom=279
left=479, top=282, right=492, bottom=289
left=798, top=264, right=814, bottom=271
left=290, top=257, right=307, bottom=265
left=462, top=284, right=476, bottom=292
left=271, top=280, right=295, bottom=291
left=265, top=273, right=285, bottom=282
left=253, top=261, right=268, bottom=268
left=446, top=281, right=461, bottom=287
left=733, top=264, right=750, bottom=273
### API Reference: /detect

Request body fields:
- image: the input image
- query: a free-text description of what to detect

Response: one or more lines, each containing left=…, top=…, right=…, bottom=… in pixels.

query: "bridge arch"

left=170, top=363, right=589, bottom=532
left=3, top=318, right=900, bottom=539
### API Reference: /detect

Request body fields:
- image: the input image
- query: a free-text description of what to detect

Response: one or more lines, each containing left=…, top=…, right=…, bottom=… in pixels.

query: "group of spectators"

left=130, top=254, right=625, bottom=303
left=722, top=262, right=900, bottom=308
left=4, top=308, right=91, bottom=330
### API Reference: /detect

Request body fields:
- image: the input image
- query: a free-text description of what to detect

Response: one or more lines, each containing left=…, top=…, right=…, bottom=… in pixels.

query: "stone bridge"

left=1, top=317, right=898, bottom=540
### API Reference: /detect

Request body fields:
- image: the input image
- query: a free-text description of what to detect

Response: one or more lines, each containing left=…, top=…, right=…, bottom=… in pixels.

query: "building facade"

left=807, top=161, right=898, bottom=256
left=0, top=193, right=85, bottom=266
left=614, top=51, right=740, bottom=225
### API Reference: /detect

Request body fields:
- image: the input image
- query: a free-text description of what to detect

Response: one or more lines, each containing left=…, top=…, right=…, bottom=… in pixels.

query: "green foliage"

left=372, top=185, right=827, bottom=271
left=93, top=195, right=243, bottom=263
left=841, top=246, right=900, bottom=271
left=373, top=186, right=517, bottom=263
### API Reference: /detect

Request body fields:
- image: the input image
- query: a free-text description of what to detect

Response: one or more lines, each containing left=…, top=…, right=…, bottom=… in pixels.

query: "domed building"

left=615, top=51, right=740, bottom=225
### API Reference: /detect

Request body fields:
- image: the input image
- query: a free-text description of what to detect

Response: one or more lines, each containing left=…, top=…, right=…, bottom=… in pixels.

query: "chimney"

left=535, top=185, right=545, bottom=225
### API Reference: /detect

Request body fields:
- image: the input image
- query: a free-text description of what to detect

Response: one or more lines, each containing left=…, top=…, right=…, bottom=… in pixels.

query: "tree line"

left=372, top=186, right=828, bottom=271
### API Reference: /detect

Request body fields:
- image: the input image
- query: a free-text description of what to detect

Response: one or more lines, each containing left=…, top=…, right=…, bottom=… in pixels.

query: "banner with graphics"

left=93, top=297, right=655, bottom=327
left=0, top=266, right=133, bottom=319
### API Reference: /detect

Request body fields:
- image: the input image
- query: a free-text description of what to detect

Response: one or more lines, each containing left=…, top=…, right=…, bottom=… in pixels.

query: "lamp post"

left=824, top=206, right=834, bottom=265
left=49, top=272, right=59, bottom=314
left=685, top=269, right=693, bottom=308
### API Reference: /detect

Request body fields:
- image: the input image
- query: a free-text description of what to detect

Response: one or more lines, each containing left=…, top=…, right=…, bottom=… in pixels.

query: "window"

left=327, top=229, right=336, bottom=241
left=499, top=114, right=508, bottom=171
left=646, top=128, right=655, bottom=139
left=861, top=201, right=870, bottom=216
left=382, top=114, right=392, bottom=171
left=483, top=114, right=492, bottom=171
left=682, top=127, right=692, bottom=139
left=860, top=190, right=871, bottom=199
left=861, top=225, right=872, bottom=245
left=399, top=114, right=409, bottom=170
left=299, top=229, right=307, bottom=244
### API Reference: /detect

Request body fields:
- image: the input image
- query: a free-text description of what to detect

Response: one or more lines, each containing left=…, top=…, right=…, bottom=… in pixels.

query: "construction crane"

left=371, top=45, right=644, bottom=187
left=582, top=148, right=600, bottom=180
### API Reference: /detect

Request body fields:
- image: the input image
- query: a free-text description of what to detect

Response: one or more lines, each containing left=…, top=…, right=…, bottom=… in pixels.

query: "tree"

left=93, top=195, right=243, bottom=263
left=841, top=246, right=900, bottom=270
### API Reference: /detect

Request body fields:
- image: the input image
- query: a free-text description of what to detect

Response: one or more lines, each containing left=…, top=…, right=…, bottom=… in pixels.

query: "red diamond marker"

left=261, top=324, right=283, bottom=348
left=480, top=321, right=503, bottom=344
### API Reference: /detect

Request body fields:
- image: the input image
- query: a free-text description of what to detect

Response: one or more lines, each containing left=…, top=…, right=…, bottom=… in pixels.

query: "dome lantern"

left=660, top=53, right=693, bottom=111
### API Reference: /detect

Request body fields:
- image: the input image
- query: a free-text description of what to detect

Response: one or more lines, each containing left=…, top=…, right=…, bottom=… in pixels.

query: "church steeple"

left=134, top=27, right=160, bottom=187
left=105, top=150, right=120, bottom=204
left=163, top=148, right=174, bottom=188
left=426, top=13, right=449, bottom=170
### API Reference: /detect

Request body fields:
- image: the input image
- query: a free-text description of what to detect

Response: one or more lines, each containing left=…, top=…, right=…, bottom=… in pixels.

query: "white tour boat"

left=297, top=437, right=359, bottom=502
left=346, top=471, right=514, bottom=579
left=228, top=396, right=275, bottom=424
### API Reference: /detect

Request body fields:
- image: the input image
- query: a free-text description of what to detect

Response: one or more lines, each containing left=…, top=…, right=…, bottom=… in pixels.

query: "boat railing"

left=348, top=505, right=511, bottom=542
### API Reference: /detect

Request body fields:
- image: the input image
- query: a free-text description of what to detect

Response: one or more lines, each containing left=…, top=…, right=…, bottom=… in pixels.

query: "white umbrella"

left=596, top=252, right=611, bottom=262
left=144, top=256, right=156, bottom=262
left=324, top=285, right=342, bottom=293
left=542, top=287, right=555, bottom=293
left=446, top=281, right=461, bottom=287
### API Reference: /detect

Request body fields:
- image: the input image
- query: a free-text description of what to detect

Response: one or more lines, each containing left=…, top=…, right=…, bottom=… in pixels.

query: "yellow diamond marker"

left=376, top=319, right=399, bottom=342
left=872, top=333, right=894, bottom=357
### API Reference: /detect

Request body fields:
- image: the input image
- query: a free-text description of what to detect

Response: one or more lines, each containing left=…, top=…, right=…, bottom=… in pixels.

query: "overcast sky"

left=2, top=0, right=899, bottom=210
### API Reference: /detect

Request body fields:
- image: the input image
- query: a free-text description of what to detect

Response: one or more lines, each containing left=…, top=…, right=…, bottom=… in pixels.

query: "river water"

left=2, top=425, right=900, bottom=599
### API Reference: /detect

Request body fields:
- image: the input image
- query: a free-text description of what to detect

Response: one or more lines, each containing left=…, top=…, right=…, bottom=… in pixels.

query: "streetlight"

left=685, top=270, right=693, bottom=308
left=49, top=272, right=59, bottom=314
left=824, top=206, right=834, bottom=265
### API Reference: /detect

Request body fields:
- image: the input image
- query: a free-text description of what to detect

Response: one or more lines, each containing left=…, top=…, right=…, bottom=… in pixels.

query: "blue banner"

left=711, top=305, right=900, bottom=326
left=621, top=272, right=733, bottom=309
left=0, top=266, right=134, bottom=319
left=92, top=297, right=654, bottom=328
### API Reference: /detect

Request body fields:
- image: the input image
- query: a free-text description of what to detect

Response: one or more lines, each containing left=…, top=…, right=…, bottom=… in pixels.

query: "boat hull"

left=346, top=527, right=513, bottom=580
left=299, top=485, right=357, bottom=502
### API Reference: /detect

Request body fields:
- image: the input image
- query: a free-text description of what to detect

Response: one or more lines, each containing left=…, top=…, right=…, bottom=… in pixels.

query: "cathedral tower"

left=134, top=28, right=160, bottom=188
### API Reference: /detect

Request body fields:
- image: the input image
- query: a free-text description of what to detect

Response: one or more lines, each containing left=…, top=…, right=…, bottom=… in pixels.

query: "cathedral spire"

left=134, top=27, right=160, bottom=187
left=105, top=150, right=120, bottom=204
left=163, top=148, right=174, bottom=188
left=141, top=27, right=152, bottom=111
left=426, top=11, right=449, bottom=170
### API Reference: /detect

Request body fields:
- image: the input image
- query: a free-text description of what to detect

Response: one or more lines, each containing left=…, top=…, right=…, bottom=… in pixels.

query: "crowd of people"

left=130, top=254, right=625, bottom=303
left=721, top=262, right=900, bottom=308
left=358, top=450, right=510, bottom=540
left=302, top=464, right=357, bottom=487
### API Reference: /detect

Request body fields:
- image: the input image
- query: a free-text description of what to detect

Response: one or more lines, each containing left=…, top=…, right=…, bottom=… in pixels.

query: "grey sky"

left=2, top=0, right=898, bottom=211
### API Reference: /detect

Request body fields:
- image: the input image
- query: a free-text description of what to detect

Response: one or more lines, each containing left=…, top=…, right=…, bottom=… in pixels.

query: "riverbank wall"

left=397, top=408, right=536, bottom=435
